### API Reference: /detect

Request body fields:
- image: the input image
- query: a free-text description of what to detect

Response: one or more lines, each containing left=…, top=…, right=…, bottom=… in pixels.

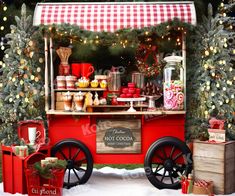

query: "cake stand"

left=142, top=95, right=162, bottom=111
left=117, top=97, right=146, bottom=112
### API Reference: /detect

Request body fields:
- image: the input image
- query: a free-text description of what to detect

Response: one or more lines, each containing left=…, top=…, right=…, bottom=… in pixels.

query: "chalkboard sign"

left=96, top=119, right=141, bottom=153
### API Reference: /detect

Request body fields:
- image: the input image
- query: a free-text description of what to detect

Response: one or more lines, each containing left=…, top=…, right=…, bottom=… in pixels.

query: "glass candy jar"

left=163, top=54, right=184, bottom=110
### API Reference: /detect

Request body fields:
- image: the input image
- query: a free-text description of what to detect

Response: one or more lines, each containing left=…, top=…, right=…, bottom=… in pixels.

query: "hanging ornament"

left=35, top=77, right=39, bottom=82
left=39, top=58, right=44, bottom=63
left=20, top=80, right=24, bottom=85
left=9, top=98, right=13, bottom=103
left=135, top=44, right=162, bottom=77
left=37, top=67, right=41, bottom=72
left=16, top=95, right=20, bottom=99
left=23, top=74, right=28, bottom=79
left=25, top=97, right=29, bottom=103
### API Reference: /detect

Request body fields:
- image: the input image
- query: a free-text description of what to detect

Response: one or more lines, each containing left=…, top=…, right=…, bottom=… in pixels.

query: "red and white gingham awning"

left=33, top=2, right=196, bottom=32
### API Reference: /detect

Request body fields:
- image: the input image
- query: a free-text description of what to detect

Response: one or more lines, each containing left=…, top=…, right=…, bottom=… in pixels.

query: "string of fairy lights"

left=0, top=0, right=7, bottom=50
left=202, top=1, right=235, bottom=126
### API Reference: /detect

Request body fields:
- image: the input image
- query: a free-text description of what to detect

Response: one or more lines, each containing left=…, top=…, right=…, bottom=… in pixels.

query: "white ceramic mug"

left=28, top=127, right=41, bottom=145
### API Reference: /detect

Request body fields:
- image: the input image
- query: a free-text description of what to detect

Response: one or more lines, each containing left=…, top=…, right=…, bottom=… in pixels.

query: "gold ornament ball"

left=228, top=124, right=232, bottom=128
left=216, top=83, right=220, bottom=88
left=211, top=92, right=215, bottom=96
left=25, top=97, right=29, bottom=103
left=3, top=6, right=7, bottom=11
left=35, top=77, right=39, bottom=82
left=20, top=80, right=24, bottom=85
left=211, top=72, right=215, bottom=77
left=205, top=50, right=210, bottom=56
left=31, top=75, right=35, bottom=80
left=16, top=95, right=20, bottom=99
left=204, top=111, right=208, bottom=115
left=12, top=77, right=16, bottom=82
left=226, top=99, right=229, bottom=103
left=20, top=59, right=25, bottom=65
left=209, top=46, right=213, bottom=51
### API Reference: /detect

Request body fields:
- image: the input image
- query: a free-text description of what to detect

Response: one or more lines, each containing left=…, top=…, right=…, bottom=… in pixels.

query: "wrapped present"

left=193, top=179, right=214, bottom=196
left=209, top=118, right=225, bottom=129
left=208, top=118, right=225, bottom=143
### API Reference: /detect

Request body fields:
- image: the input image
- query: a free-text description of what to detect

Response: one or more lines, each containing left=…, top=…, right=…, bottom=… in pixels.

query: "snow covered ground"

left=0, top=167, right=235, bottom=196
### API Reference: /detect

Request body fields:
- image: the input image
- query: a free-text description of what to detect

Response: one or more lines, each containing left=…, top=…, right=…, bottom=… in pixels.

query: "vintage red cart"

left=33, top=1, right=196, bottom=190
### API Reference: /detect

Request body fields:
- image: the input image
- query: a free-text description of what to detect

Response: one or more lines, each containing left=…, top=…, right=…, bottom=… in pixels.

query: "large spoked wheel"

left=51, top=139, right=93, bottom=189
left=144, top=137, right=192, bottom=189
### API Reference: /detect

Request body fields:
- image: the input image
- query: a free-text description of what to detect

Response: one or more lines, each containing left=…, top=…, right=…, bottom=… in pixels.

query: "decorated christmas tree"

left=187, top=1, right=235, bottom=140
left=0, top=4, right=45, bottom=145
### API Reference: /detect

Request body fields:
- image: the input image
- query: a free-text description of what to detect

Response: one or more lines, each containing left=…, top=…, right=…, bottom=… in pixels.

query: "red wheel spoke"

left=155, top=153, right=165, bottom=161
left=58, top=149, right=68, bottom=160
left=173, top=152, right=183, bottom=161
left=169, top=146, right=176, bottom=158
left=72, top=148, right=81, bottom=160
left=69, top=146, right=72, bottom=159
left=76, top=157, right=87, bottom=164
left=160, top=148, right=167, bottom=159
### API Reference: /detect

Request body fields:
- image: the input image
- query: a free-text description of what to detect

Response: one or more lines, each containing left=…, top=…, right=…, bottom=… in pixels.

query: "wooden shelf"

left=90, top=104, right=148, bottom=108
left=54, top=88, right=106, bottom=92
left=47, top=110, right=186, bottom=116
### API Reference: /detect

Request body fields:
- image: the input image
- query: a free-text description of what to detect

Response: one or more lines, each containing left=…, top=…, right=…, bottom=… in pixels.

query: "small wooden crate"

left=193, top=140, right=235, bottom=194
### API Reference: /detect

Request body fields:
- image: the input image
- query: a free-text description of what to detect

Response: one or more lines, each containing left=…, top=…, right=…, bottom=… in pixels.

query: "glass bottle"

left=163, top=54, right=184, bottom=110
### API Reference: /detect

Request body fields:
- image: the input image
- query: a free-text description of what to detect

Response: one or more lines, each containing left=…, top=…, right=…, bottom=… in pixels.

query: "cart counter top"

left=46, top=110, right=186, bottom=115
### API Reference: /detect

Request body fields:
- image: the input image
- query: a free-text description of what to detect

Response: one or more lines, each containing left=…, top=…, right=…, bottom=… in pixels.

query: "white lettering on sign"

left=208, top=129, right=225, bottom=143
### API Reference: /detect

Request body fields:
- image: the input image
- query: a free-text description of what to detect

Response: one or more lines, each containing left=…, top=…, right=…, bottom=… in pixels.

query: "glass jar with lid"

left=163, top=54, right=184, bottom=110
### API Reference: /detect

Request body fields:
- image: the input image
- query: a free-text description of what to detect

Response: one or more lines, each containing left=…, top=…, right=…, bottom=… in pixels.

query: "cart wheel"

left=144, top=137, right=192, bottom=189
left=51, top=139, right=93, bottom=189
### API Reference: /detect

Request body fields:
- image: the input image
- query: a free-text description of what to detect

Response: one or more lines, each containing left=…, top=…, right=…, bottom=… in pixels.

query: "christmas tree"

left=187, top=1, right=235, bottom=140
left=0, top=4, right=45, bottom=145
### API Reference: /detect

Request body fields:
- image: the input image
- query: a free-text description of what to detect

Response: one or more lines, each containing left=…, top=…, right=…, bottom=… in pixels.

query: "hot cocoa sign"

left=103, top=127, right=135, bottom=148
left=96, top=119, right=141, bottom=153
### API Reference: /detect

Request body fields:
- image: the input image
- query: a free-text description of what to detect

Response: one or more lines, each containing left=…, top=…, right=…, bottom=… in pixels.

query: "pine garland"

left=34, top=160, right=67, bottom=179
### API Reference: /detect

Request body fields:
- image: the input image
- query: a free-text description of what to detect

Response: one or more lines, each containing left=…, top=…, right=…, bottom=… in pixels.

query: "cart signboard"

left=96, top=119, right=141, bottom=153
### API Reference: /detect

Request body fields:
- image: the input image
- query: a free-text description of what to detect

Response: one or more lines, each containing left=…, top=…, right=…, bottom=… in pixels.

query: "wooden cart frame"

left=33, top=1, right=196, bottom=189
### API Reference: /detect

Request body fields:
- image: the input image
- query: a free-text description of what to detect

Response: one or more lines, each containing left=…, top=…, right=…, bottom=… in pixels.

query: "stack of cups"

left=57, top=76, right=66, bottom=90
left=66, top=76, right=77, bottom=89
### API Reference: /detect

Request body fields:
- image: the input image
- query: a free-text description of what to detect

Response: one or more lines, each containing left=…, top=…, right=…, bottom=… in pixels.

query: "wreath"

left=135, top=44, right=162, bottom=77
